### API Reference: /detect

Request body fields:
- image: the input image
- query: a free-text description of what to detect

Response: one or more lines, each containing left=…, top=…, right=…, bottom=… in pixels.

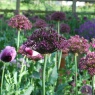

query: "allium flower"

left=80, top=85, right=92, bottom=95
left=79, top=57, right=87, bottom=70
left=34, top=19, right=47, bottom=28
left=83, top=16, right=88, bottom=21
left=68, top=35, right=90, bottom=54
left=60, top=23, right=70, bottom=33
left=30, top=15, right=39, bottom=22
left=77, top=19, right=95, bottom=41
left=24, top=27, right=67, bottom=54
left=8, top=15, right=32, bottom=30
left=0, top=46, right=16, bottom=62
left=79, top=52, right=95, bottom=76
left=18, top=45, right=43, bottom=61
left=51, top=11, right=66, bottom=21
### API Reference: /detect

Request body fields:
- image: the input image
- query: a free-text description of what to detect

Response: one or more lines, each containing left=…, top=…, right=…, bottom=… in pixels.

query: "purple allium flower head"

left=18, top=45, right=43, bottom=61
left=24, top=27, right=67, bottom=54
left=68, top=35, right=90, bottom=54
left=83, top=16, right=88, bottom=21
left=81, top=85, right=92, bottom=95
left=30, top=15, right=39, bottom=22
left=8, top=15, right=32, bottom=30
left=79, top=57, right=87, bottom=70
left=79, top=51, right=95, bottom=76
left=34, top=19, right=47, bottom=28
left=60, top=23, right=70, bottom=33
left=51, top=11, right=66, bottom=21
left=0, top=46, right=16, bottom=62
left=78, top=19, right=95, bottom=41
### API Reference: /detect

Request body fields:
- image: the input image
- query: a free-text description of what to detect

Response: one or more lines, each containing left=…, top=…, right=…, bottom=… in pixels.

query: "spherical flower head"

left=34, top=19, right=47, bottom=28
left=79, top=57, right=87, bottom=70
left=83, top=16, right=88, bottom=21
left=18, top=45, right=43, bottom=61
left=8, top=15, right=32, bottom=30
left=79, top=51, right=95, bottom=76
left=77, top=19, right=95, bottom=41
left=30, top=15, right=39, bottom=22
left=68, top=35, right=90, bottom=54
left=51, top=11, right=66, bottom=21
left=0, top=46, right=16, bottom=62
left=80, top=85, right=92, bottom=95
left=24, top=27, right=66, bottom=54
left=86, top=52, right=95, bottom=76
left=60, top=23, right=70, bottom=33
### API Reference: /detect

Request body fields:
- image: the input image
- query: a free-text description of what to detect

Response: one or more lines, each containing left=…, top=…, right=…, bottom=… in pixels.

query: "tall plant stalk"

left=42, top=54, right=48, bottom=95
left=1, top=63, right=5, bottom=95
left=57, top=21, right=62, bottom=70
left=17, top=30, right=20, bottom=50
left=75, top=53, right=78, bottom=95
left=92, top=76, right=94, bottom=95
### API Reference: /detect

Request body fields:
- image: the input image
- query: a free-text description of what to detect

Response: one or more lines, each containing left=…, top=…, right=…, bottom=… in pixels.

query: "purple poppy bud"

left=0, top=46, right=16, bottom=62
left=18, top=45, right=43, bottom=61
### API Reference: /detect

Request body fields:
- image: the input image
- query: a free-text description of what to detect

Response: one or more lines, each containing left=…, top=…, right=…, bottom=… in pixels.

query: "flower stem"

left=19, top=55, right=26, bottom=83
left=42, top=54, right=48, bottom=95
left=57, top=21, right=60, bottom=40
left=58, top=50, right=62, bottom=70
left=75, top=53, right=78, bottom=95
left=1, top=63, right=5, bottom=95
left=92, top=76, right=94, bottom=95
left=17, top=30, right=20, bottom=50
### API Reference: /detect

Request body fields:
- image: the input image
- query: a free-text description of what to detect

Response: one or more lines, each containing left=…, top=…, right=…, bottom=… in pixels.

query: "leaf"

left=22, top=85, right=34, bottom=95
left=49, top=65, right=58, bottom=84
left=31, top=71, right=40, bottom=79
left=54, top=84, right=67, bottom=95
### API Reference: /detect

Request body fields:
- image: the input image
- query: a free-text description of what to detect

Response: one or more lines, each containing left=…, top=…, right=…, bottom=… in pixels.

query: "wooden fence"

left=0, top=0, right=95, bottom=15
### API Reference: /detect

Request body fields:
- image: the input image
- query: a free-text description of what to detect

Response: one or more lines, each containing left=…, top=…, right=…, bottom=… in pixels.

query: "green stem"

left=42, top=55, right=48, bottom=95
left=75, top=53, right=78, bottom=95
left=19, top=55, right=26, bottom=83
left=58, top=50, right=62, bottom=70
left=57, top=21, right=60, bottom=41
left=1, top=63, right=5, bottom=95
left=92, top=76, right=94, bottom=95
left=17, top=30, right=20, bottom=50
left=57, top=21, right=60, bottom=70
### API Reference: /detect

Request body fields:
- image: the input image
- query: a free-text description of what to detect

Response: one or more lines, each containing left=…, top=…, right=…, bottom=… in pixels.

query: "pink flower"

left=34, top=19, right=47, bottom=28
left=0, top=46, right=16, bottom=62
left=18, top=45, right=43, bottom=61
left=68, top=35, right=90, bottom=54
left=8, top=15, right=32, bottom=30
